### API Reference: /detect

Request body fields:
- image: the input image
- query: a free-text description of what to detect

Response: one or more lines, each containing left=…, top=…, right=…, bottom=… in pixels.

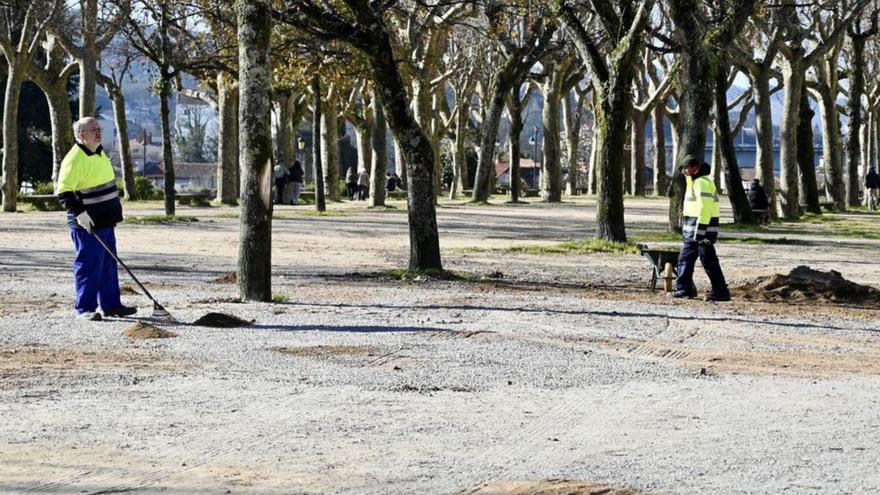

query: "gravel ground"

left=2, top=197, right=880, bottom=494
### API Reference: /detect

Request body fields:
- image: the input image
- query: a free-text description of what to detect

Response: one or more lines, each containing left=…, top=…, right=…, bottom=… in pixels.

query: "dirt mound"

left=736, top=266, right=880, bottom=305
left=461, top=480, right=643, bottom=495
left=212, top=272, right=237, bottom=284
left=120, top=285, right=140, bottom=296
left=191, top=312, right=252, bottom=328
left=123, top=322, right=177, bottom=339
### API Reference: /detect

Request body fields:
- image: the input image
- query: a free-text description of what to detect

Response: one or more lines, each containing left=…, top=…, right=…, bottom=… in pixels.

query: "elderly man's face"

left=79, top=120, right=102, bottom=151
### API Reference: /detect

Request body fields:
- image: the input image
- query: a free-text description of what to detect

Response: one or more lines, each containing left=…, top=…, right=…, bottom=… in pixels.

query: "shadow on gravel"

left=250, top=324, right=450, bottom=334
left=277, top=301, right=863, bottom=333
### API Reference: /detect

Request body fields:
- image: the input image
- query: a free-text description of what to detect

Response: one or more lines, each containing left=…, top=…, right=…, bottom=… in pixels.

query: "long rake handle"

left=91, top=232, right=159, bottom=305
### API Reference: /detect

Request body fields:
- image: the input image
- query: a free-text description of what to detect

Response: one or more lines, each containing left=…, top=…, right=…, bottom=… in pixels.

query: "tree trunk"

left=311, top=77, right=326, bottom=212
left=652, top=107, right=667, bottom=196
left=368, top=30, right=441, bottom=271
left=815, top=85, right=845, bottom=209
left=563, top=92, right=581, bottom=196
left=109, top=86, right=136, bottom=200
left=472, top=72, right=510, bottom=202
left=1, top=64, right=23, bottom=212
left=631, top=111, right=646, bottom=196
left=236, top=0, right=273, bottom=301
left=274, top=91, right=294, bottom=167
left=355, top=120, right=373, bottom=174
left=592, top=76, right=631, bottom=242
left=751, top=72, right=777, bottom=217
left=158, top=75, right=175, bottom=216
left=588, top=118, right=598, bottom=194
left=369, top=88, right=386, bottom=207
left=541, top=73, right=564, bottom=203
left=394, top=138, right=407, bottom=190
left=797, top=88, right=821, bottom=214
left=778, top=56, right=804, bottom=219
left=79, top=0, right=98, bottom=117
left=321, top=89, right=340, bottom=201
left=45, top=83, right=74, bottom=184
left=714, top=66, right=754, bottom=224
left=217, top=73, right=239, bottom=205
left=449, top=88, right=469, bottom=198
left=847, top=35, right=866, bottom=207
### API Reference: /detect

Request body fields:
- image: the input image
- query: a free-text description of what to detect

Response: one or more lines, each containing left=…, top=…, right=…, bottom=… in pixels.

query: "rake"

left=92, top=233, right=177, bottom=323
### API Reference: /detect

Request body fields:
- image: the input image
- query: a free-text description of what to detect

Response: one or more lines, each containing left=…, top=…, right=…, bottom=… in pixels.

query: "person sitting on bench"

left=747, top=178, right=770, bottom=223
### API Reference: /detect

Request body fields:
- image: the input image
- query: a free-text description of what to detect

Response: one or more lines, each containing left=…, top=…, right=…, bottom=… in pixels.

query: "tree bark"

left=274, top=90, right=294, bottom=167
left=355, top=119, right=373, bottom=174
left=1, top=65, right=24, bottom=212
left=78, top=0, right=98, bottom=117
left=846, top=34, right=866, bottom=207
left=449, top=86, right=470, bottom=198
left=369, top=88, right=386, bottom=207
left=311, top=76, right=326, bottom=212
left=652, top=106, right=667, bottom=196
left=714, top=65, right=754, bottom=223
left=236, top=0, right=273, bottom=302
left=563, top=91, right=582, bottom=196
left=751, top=71, right=777, bottom=216
left=797, top=88, right=821, bottom=214
left=158, top=75, right=175, bottom=216
left=778, top=56, right=804, bottom=219
left=541, top=70, right=564, bottom=203
left=321, top=88, right=341, bottom=201
left=108, top=86, right=136, bottom=200
left=631, top=111, right=646, bottom=196
left=813, top=48, right=846, bottom=210
left=217, top=73, right=239, bottom=205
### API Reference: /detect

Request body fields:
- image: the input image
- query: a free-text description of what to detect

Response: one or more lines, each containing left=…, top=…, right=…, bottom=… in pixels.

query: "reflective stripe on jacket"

left=682, top=175, right=720, bottom=242
left=55, top=144, right=123, bottom=229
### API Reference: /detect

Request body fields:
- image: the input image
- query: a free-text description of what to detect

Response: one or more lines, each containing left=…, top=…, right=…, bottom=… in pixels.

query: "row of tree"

left=3, top=0, right=880, bottom=299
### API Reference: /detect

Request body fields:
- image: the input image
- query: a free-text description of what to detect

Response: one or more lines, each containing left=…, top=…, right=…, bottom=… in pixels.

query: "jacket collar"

left=76, top=142, right=104, bottom=156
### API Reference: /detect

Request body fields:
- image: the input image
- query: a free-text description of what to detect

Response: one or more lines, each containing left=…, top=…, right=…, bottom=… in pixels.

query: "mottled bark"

left=394, top=138, right=407, bottom=190
left=562, top=91, right=583, bottom=196
left=108, top=85, right=136, bottom=199
left=778, top=57, right=804, bottom=219
left=652, top=106, right=667, bottom=195
left=311, top=76, right=326, bottom=212
left=355, top=119, right=373, bottom=174
left=714, top=66, right=754, bottom=223
left=369, top=88, right=386, bottom=207
left=751, top=72, right=777, bottom=216
left=846, top=34, right=867, bottom=207
left=541, top=67, right=565, bottom=203
left=236, top=0, right=273, bottom=301
left=217, top=73, right=239, bottom=205
left=631, top=112, right=646, bottom=196
left=78, top=0, right=97, bottom=116
left=449, top=88, right=470, bottom=198
left=1, top=65, right=24, bottom=211
left=274, top=90, right=294, bottom=167
left=812, top=43, right=846, bottom=210
left=797, top=89, right=821, bottom=214
left=321, top=89, right=341, bottom=201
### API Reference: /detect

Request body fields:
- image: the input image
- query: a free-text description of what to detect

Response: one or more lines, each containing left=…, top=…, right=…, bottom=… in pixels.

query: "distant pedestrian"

left=392, top=173, right=402, bottom=191
left=747, top=178, right=770, bottom=223
left=866, top=167, right=879, bottom=210
left=386, top=172, right=395, bottom=192
left=273, top=162, right=288, bottom=204
left=358, top=168, right=370, bottom=200
left=288, top=160, right=304, bottom=205
left=346, top=166, right=358, bottom=200
left=672, top=155, right=730, bottom=302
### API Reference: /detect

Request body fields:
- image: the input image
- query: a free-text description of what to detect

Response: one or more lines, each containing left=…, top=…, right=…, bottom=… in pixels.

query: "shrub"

left=34, top=182, right=55, bottom=195
left=134, top=176, right=155, bottom=200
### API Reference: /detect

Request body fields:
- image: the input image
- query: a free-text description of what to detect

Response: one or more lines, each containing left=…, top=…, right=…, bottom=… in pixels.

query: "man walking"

left=866, top=167, right=879, bottom=210
left=56, top=117, right=137, bottom=321
left=672, top=155, right=730, bottom=302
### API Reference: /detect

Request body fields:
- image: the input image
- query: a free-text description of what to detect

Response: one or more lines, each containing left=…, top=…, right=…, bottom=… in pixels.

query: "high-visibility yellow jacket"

left=55, top=144, right=123, bottom=229
left=682, top=174, right=720, bottom=242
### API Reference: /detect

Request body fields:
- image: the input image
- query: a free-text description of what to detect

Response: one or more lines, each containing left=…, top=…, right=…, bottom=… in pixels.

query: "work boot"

left=103, top=305, right=137, bottom=318
left=668, top=290, right=695, bottom=299
left=704, top=293, right=731, bottom=302
left=76, top=311, right=102, bottom=321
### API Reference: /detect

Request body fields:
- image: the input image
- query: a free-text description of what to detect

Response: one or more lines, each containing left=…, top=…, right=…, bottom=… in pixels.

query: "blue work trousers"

left=675, top=240, right=729, bottom=297
left=70, top=227, right=121, bottom=314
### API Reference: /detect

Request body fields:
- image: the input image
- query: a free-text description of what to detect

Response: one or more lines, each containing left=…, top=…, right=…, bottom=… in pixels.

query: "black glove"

left=698, top=238, right=713, bottom=247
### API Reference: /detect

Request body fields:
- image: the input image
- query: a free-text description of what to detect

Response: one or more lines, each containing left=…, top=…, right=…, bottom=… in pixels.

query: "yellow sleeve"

left=55, top=149, right=81, bottom=195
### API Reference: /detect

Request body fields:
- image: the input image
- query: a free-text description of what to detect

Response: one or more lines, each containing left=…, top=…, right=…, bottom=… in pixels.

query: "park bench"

left=176, top=192, right=212, bottom=206
left=640, top=247, right=680, bottom=292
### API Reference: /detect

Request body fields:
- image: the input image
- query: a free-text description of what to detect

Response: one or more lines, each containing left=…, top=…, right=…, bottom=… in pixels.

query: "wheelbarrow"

left=640, top=247, right=681, bottom=292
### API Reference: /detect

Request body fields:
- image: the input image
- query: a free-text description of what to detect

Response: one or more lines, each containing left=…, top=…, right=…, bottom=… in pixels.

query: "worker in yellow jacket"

left=56, top=117, right=137, bottom=321
left=672, top=155, right=730, bottom=301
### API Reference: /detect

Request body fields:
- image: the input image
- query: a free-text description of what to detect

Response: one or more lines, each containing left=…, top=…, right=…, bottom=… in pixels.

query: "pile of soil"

left=212, top=272, right=237, bottom=284
left=123, top=322, right=177, bottom=339
left=192, top=312, right=252, bottom=328
left=736, top=266, right=880, bottom=305
left=120, top=285, right=140, bottom=296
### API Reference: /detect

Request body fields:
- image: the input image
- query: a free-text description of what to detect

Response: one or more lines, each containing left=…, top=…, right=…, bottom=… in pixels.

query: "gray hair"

left=72, top=117, right=98, bottom=140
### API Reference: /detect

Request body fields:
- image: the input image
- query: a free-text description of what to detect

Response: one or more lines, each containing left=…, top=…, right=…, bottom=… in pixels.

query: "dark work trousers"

left=70, top=227, right=121, bottom=314
left=675, top=240, right=729, bottom=297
